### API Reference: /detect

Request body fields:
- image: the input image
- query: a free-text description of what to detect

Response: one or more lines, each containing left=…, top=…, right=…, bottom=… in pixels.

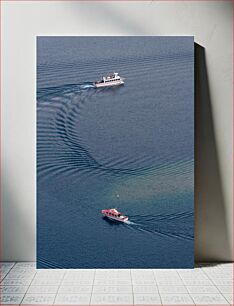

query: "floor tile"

left=0, top=278, right=32, bottom=286
left=190, top=293, right=229, bottom=305
left=132, top=279, right=156, bottom=285
left=27, top=285, right=59, bottom=294
left=0, top=262, right=15, bottom=268
left=158, top=285, right=188, bottom=294
left=0, top=272, right=9, bottom=280
left=55, top=294, right=91, bottom=305
left=0, top=294, right=24, bottom=304
left=155, top=274, right=180, bottom=279
left=4, top=273, right=34, bottom=280
left=134, top=293, right=161, bottom=305
left=63, top=274, right=93, bottom=282
left=155, top=276, right=182, bottom=282
left=96, top=269, right=125, bottom=273
left=132, top=276, right=155, bottom=281
left=90, top=294, right=133, bottom=305
left=0, top=285, right=28, bottom=294
left=0, top=262, right=16, bottom=277
left=10, top=267, right=36, bottom=273
left=96, top=269, right=130, bottom=276
left=180, top=274, right=209, bottom=280
left=186, top=285, right=219, bottom=293
left=133, top=285, right=158, bottom=293
left=154, top=273, right=180, bottom=279
left=63, top=271, right=93, bottom=278
left=131, top=269, right=153, bottom=273
left=212, top=279, right=233, bottom=285
left=0, top=261, right=233, bottom=306
left=93, top=279, right=132, bottom=285
left=62, top=278, right=94, bottom=285
left=21, top=293, right=56, bottom=305
left=0, top=267, right=14, bottom=274
left=95, top=274, right=131, bottom=280
left=176, top=268, right=198, bottom=272
left=216, top=285, right=233, bottom=293
left=36, top=269, right=64, bottom=274
left=31, top=278, right=62, bottom=286
left=208, top=274, right=232, bottom=280
left=178, top=271, right=206, bottom=276
left=34, top=274, right=64, bottom=280
left=66, top=269, right=95, bottom=274
left=222, top=293, right=233, bottom=304
left=160, top=294, right=194, bottom=305
left=92, top=285, right=132, bottom=293
left=156, top=279, right=184, bottom=285
left=131, top=270, right=154, bottom=277
left=58, top=285, right=92, bottom=294
left=154, top=269, right=179, bottom=274
left=14, top=262, right=36, bottom=268
left=181, top=279, right=213, bottom=285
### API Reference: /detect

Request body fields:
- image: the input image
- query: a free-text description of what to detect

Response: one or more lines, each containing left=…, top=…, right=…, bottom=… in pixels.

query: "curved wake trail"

left=126, top=212, right=193, bottom=242
left=37, top=81, right=168, bottom=181
left=37, top=81, right=193, bottom=243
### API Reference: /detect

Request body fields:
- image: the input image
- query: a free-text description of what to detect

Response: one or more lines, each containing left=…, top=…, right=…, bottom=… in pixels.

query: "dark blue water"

left=37, top=37, right=194, bottom=268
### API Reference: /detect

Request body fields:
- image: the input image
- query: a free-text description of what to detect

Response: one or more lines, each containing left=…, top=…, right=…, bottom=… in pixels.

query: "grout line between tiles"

left=0, top=262, right=16, bottom=306
left=130, top=269, right=134, bottom=306
left=152, top=269, right=162, bottom=305
left=89, top=269, right=96, bottom=306
left=176, top=267, right=196, bottom=305
left=201, top=264, right=233, bottom=305
left=53, top=269, right=67, bottom=305
left=0, top=262, right=16, bottom=283
left=20, top=265, right=38, bottom=305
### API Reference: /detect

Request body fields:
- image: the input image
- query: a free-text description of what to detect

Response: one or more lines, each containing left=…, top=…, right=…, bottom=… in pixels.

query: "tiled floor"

left=0, top=262, right=233, bottom=305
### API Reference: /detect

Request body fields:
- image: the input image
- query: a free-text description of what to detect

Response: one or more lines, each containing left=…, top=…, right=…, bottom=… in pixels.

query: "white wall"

left=2, top=1, right=233, bottom=262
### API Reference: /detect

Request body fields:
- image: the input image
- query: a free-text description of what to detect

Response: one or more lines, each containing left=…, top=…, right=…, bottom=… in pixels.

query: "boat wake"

left=37, top=81, right=162, bottom=181
left=37, top=81, right=193, bottom=243
left=37, top=82, right=95, bottom=101
left=125, top=212, right=193, bottom=241
left=125, top=220, right=136, bottom=225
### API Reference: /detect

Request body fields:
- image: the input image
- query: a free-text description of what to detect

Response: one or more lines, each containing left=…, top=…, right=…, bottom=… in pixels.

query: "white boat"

left=94, top=72, right=124, bottom=88
left=101, top=208, right=129, bottom=223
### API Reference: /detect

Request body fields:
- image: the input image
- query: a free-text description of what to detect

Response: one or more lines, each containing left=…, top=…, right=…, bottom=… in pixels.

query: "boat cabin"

left=107, top=212, right=122, bottom=217
left=102, top=72, right=120, bottom=83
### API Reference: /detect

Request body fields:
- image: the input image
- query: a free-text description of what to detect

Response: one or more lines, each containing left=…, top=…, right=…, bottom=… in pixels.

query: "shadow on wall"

left=194, top=43, right=231, bottom=262
left=2, top=164, right=35, bottom=261
left=68, top=2, right=149, bottom=35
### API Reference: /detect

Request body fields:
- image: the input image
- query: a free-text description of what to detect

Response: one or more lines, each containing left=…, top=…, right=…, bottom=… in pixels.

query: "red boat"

left=101, top=208, right=129, bottom=223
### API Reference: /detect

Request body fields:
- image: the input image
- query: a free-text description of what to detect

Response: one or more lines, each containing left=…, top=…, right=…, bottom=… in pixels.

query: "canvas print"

left=37, top=36, right=194, bottom=268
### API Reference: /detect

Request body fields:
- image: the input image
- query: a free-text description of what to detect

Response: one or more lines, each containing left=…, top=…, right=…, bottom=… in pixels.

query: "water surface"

left=37, top=37, right=194, bottom=268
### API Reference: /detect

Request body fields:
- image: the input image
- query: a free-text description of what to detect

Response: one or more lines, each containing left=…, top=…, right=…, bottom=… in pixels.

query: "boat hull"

left=102, top=214, right=128, bottom=223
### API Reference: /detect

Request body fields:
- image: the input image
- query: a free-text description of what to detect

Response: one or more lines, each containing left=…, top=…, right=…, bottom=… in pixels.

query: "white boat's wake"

left=125, top=220, right=138, bottom=225
left=81, top=84, right=95, bottom=89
